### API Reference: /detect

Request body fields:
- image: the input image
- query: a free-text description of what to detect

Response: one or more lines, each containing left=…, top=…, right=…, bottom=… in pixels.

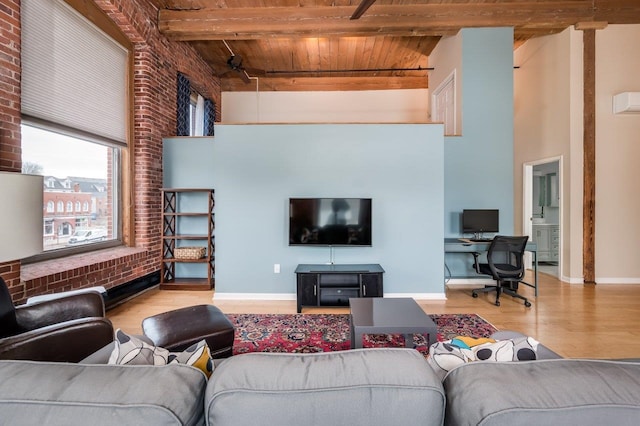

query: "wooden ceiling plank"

left=158, top=3, right=596, bottom=40
left=317, top=38, right=331, bottom=73
left=594, top=0, right=640, bottom=24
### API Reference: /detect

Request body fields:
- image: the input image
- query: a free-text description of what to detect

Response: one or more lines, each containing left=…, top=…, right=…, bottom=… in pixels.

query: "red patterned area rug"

left=226, top=313, right=497, bottom=357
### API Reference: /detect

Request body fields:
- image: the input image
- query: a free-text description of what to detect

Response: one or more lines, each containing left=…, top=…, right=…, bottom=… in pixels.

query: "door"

left=523, top=158, right=562, bottom=279
left=432, top=71, right=456, bottom=136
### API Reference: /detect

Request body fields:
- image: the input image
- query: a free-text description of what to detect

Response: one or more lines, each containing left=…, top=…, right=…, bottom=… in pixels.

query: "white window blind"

left=21, top=0, right=128, bottom=144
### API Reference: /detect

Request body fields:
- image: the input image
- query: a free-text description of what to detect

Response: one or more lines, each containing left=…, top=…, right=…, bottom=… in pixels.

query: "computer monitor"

left=462, top=209, right=499, bottom=234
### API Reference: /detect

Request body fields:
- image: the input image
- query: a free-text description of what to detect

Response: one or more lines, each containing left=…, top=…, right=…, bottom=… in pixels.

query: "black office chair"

left=471, top=235, right=532, bottom=307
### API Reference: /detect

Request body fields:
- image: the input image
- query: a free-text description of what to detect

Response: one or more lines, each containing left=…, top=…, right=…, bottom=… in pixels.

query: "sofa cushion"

left=443, top=359, right=640, bottom=426
left=205, top=348, right=445, bottom=426
left=0, top=360, right=207, bottom=426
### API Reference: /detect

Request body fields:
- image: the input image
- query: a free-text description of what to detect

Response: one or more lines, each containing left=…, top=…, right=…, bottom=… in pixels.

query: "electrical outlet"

left=274, top=263, right=281, bottom=274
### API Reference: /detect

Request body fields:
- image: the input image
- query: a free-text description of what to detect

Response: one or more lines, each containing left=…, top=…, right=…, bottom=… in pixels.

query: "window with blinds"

left=20, top=0, right=128, bottom=258
left=21, top=0, right=128, bottom=144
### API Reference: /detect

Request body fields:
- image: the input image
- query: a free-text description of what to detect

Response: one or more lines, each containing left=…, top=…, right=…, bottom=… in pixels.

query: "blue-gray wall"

left=444, top=28, right=515, bottom=276
left=164, top=123, right=445, bottom=296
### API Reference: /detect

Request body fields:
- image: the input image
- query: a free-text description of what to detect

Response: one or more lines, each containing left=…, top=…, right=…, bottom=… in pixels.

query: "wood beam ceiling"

left=159, top=2, right=596, bottom=40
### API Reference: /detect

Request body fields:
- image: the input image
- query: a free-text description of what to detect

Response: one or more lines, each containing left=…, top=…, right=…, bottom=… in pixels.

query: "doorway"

left=523, top=157, right=562, bottom=279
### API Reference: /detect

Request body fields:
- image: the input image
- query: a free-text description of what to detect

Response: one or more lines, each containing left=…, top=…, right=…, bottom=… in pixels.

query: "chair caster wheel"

left=525, top=301, right=531, bottom=307
left=495, top=301, right=500, bottom=306
left=472, top=292, right=478, bottom=298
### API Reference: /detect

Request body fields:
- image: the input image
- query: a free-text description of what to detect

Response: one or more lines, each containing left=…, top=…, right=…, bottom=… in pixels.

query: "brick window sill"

left=21, top=246, right=148, bottom=281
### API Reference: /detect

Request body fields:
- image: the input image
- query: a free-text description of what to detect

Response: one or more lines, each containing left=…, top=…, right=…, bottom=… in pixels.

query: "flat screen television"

left=462, top=209, right=499, bottom=234
left=289, top=198, right=372, bottom=246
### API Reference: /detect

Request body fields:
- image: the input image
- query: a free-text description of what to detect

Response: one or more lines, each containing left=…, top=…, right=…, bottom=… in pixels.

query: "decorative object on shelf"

left=161, top=188, right=215, bottom=290
left=174, top=247, right=206, bottom=260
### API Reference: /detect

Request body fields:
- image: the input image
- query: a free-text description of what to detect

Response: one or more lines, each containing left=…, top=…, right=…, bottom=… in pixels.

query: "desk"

left=444, top=238, right=538, bottom=297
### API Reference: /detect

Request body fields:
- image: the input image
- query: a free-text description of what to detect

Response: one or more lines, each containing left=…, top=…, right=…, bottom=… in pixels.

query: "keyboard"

left=459, top=238, right=494, bottom=243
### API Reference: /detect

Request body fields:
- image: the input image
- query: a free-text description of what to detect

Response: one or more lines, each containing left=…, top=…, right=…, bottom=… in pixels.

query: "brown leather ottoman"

left=141, top=304, right=234, bottom=358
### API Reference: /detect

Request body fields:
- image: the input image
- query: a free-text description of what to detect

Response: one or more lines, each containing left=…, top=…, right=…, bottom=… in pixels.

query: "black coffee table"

left=349, top=297, right=438, bottom=349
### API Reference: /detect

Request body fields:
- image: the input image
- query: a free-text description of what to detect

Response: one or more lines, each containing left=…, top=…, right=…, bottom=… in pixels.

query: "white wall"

left=515, top=24, right=640, bottom=283
left=222, top=89, right=429, bottom=123
left=514, top=27, right=581, bottom=282
left=595, top=25, right=640, bottom=283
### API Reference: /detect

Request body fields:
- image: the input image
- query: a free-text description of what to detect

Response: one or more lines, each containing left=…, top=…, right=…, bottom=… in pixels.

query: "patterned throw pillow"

left=168, top=340, right=214, bottom=378
left=427, top=335, right=539, bottom=380
left=108, top=329, right=214, bottom=378
left=108, top=329, right=170, bottom=365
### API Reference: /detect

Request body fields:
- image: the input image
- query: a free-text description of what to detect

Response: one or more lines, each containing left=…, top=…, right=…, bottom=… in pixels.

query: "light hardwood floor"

left=107, top=271, right=640, bottom=359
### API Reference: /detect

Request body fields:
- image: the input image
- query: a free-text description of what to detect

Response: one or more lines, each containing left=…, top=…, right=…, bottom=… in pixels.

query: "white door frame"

left=523, top=156, right=563, bottom=277
left=431, top=70, right=456, bottom=135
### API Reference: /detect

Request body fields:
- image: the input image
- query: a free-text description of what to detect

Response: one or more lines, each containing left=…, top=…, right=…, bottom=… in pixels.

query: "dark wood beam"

left=158, top=3, right=594, bottom=40
left=582, top=29, right=596, bottom=284
left=351, top=0, right=377, bottom=20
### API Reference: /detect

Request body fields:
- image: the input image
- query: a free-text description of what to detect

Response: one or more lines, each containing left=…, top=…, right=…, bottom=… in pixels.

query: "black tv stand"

left=294, top=264, right=384, bottom=313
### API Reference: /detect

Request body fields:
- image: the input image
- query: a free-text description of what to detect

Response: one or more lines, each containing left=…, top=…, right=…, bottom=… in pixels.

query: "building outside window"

left=22, top=125, right=119, bottom=251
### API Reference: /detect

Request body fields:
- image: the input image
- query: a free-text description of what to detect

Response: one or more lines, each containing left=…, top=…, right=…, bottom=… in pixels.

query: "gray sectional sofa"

left=1, top=344, right=639, bottom=425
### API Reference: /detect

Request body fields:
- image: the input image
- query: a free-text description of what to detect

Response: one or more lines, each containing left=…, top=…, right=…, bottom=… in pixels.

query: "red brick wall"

left=0, top=0, right=21, bottom=173
left=0, top=0, right=221, bottom=304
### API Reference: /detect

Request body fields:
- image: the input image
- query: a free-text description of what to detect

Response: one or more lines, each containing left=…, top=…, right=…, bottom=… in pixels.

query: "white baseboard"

left=213, top=293, right=297, bottom=301
left=559, top=276, right=640, bottom=284
left=445, top=279, right=495, bottom=287
left=384, top=293, right=447, bottom=300
left=594, top=278, right=640, bottom=284
left=213, top=292, right=448, bottom=301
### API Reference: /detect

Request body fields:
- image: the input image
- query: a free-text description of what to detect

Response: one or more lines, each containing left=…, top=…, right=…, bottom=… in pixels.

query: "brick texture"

left=0, top=0, right=221, bottom=304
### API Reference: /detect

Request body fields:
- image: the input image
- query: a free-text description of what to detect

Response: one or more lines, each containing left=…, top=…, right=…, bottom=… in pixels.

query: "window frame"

left=20, top=0, right=133, bottom=263
left=21, top=120, right=124, bottom=262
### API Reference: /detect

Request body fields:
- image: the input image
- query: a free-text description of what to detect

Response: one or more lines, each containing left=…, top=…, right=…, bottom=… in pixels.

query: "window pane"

left=22, top=124, right=118, bottom=251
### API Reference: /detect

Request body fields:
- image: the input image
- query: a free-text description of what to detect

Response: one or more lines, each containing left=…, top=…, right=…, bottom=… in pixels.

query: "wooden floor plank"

left=107, top=271, right=640, bottom=359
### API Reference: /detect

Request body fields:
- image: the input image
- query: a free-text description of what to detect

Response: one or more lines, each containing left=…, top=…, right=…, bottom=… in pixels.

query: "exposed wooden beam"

left=575, top=21, right=608, bottom=30
left=351, top=0, right=377, bottom=20
left=594, top=0, right=640, bottom=24
left=159, top=3, right=593, bottom=40
left=582, top=29, right=596, bottom=284
left=221, top=76, right=428, bottom=92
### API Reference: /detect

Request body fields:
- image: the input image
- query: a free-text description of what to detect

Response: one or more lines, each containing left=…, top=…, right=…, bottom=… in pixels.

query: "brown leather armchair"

left=0, top=277, right=114, bottom=362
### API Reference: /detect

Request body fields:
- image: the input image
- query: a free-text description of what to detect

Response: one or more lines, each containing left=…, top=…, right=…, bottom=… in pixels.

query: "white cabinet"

left=533, top=224, right=559, bottom=263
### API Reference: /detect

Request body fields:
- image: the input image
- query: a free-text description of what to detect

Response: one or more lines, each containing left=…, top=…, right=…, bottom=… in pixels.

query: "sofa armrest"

left=0, top=360, right=206, bottom=426
left=15, top=292, right=106, bottom=330
left=0, top=317, right=114, bottom=362
left=444, top=359, right=640, bottom=425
